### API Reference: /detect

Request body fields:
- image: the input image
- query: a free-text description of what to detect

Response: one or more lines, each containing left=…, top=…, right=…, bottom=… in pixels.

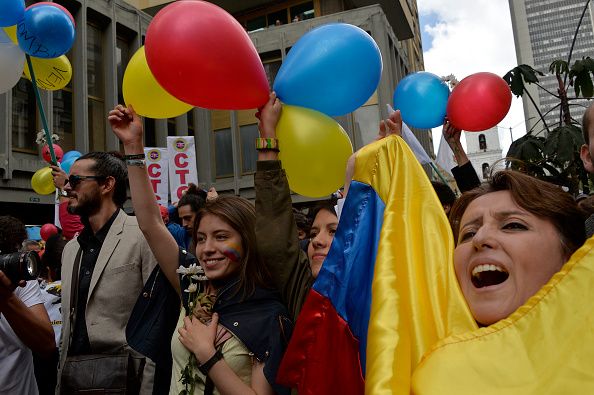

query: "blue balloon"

left=273, top=23, right=382, bottom=117
left=60, top=157, right=77, bottom=175
left=393, top=72, right=450, bottom=129
left=17, top=4, right=75, bottom=58
left=61, top=150, right=82, bottom=163
left=0, top=0, right=25, bottom=28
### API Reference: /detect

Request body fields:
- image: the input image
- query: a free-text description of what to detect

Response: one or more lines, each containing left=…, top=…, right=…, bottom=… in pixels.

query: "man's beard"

left=67, top=192, right=102, bottom=217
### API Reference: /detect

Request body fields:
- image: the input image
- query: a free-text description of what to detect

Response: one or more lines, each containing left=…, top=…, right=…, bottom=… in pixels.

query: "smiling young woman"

left=449, top=170, right=586, bottom=326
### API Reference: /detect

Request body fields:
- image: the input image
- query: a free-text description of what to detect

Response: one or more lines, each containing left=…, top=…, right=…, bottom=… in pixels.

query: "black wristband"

left=123, top=153, right=145, bottom=160
left=198, top=349, right=223, bottom=375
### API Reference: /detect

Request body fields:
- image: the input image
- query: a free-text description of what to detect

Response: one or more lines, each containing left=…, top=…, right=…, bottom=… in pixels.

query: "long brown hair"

left=193, top=195, right=271, bottom=297
left=449, top=170, right=586, bottom=257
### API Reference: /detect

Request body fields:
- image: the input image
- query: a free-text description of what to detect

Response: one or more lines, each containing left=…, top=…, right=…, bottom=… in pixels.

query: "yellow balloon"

left=277, top=105, right=353, bottom=198
left=123, top=46, right=193, bottom=119
left=23, top=55, right=72, bottom=91
left=3, top=25, right=17, bottom=45
left=31, top=167, right=55, bottom=195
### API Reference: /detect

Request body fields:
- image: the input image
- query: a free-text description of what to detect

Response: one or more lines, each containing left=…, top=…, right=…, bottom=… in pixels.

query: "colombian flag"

left=278, top=135, right=594, bottom=393
left=277, top=135, right=476, bottom=394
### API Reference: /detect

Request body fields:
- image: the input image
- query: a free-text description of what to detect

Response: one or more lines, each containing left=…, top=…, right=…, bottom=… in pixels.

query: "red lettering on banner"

left=177, top=185, right=188, bottom=200
left=148, top=163, right=161, bottom=177
left=150, top=179, right=161, bottom=193
left=174, top=153, right=188, bottom=168
left=176, top=169, right=189, bottom=184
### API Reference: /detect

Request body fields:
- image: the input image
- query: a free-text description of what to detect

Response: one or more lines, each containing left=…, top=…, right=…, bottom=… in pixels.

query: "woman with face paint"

left=109, top=105, right=292, bottom=395
left=254, top=93, right=401, bottom=320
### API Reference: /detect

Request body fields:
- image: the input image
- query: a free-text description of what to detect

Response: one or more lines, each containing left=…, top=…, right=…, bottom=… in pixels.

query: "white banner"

left=167, top=136, right=198, bottom=202
left=145, top=147, right=169, bottom=205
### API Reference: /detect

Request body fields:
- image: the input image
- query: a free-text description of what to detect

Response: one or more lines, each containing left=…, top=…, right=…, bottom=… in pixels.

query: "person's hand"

left=108, top=105, right=143, bottom=147
left=50, top=165, right=68, bottom=189
left=442, top=120, right=462, bottom=148
left=206, top=187, right=218, bottom=201
left=442, top=119, right=469, bottom=165
left=178, top=313, right=218, bottom=364
left=375, top=109, right=402, bottom=141
left=256, top=92, right=282, bottom=139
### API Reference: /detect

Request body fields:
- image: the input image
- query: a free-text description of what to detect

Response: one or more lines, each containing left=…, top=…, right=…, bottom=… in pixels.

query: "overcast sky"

left=417, top=0, right=526, bottom=156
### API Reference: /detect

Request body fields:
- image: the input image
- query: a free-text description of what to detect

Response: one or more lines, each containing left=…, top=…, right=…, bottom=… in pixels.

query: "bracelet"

left=125, top=159, right=146, bottom=167
left=123, top=153, right=145, bottom=160
left=255, top=137, right=279, bottom=151
left=198, top=349, right=223, bottom=375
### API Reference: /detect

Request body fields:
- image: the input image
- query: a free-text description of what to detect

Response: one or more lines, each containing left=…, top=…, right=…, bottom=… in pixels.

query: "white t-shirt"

left=41, top=280, right=62, bottom=345
left=0, top=280, right=44, bottom=395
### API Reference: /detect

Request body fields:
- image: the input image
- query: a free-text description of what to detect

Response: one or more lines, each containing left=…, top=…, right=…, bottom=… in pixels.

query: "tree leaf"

left=506, top=134, right=545, bottom=161
left=575, top=70, right=594, bottom=98
left=550, top=59, right=569, bottom=75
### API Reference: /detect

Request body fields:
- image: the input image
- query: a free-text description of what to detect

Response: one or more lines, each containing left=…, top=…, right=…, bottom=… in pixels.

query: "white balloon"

left=0, top=36, right=25, bottom=93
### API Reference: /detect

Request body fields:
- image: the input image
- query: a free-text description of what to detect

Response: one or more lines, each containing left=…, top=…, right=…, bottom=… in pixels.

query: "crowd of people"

left=2, top=95, right=594, bottom=394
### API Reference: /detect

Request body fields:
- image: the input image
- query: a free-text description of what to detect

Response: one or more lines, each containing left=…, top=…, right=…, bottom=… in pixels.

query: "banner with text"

left=144, top=147, right=169, bottom=204
left=167, top=136, right=198, bottom=202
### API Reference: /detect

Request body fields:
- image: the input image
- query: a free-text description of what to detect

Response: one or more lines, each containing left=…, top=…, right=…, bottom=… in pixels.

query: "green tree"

left=502, top=0, right=593, bottom=195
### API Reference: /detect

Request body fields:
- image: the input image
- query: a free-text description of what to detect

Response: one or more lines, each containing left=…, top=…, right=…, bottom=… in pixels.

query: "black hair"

left=0, top=216, right=27, bottom=254
left=309, top=201, right=337, bottom=224
left=76, top=151, right=128, bottom=207
left=293, top=208, right=311, bottom=235
left=431, top=181, right=456, bottom=207
left=41, top=234, right=67, bottom=281
left=178, top=183, right=207, bottom=213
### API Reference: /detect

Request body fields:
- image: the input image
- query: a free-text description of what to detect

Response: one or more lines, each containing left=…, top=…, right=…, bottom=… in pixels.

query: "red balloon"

left=446, top=72, right=512, bottom=132
left=26, top=2, right=75, bottom=27
left=41, top=144, right=64, bottom=163
left=145, top=1, right=269, bottom=110
left=40, top=223, right=58, bottom=241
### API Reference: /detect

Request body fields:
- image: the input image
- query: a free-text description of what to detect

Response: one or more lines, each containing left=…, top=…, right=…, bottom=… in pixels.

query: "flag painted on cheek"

left=276, top=136, right=476, bottom=394
left=222, top=243, right=242, bottom=262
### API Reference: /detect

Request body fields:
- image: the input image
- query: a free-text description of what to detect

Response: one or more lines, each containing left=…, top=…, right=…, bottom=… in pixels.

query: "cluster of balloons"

left=270, top=23, right=383, bottom=196
left=32, top=149, right=81, bottom=195
left=393, top=71, right=512, bottom=132
left=123, top=0, right=269, bottom=118
left=1, top=0, right=75, bottom=94
left=126, top=2, right=379, bottom=197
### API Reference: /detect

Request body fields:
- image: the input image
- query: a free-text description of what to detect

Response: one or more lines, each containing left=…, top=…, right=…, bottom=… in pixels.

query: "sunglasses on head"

left=65, top=175, right=107, bottom=189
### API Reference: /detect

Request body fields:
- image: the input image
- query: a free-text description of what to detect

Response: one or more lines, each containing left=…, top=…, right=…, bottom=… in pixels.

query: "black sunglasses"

left=65, top=175, right=107, bottom=189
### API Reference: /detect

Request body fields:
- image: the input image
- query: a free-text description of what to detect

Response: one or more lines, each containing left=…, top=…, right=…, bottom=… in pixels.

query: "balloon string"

left=429, top=162, right=457, bottom=195
left=26, top=54, right=57, bottom=165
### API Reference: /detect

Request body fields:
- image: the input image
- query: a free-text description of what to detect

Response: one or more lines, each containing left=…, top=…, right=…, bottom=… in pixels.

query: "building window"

left=167, top=119, right=176, bottom=136
left=87, top=23, right=105, bottom=152
left=212, top=109, right=233, bottom=178
left=12, top=78, right=37, bottom=153
left=240, top=124, right=259, bottom=174
left=479, top=134, right=487, bottom=151
left=53, top=88, right=74, bottom=152
left=482, top=163, right=490, bottom=179
left=290, top=1, right=315, bottom=22
left=240, top=1, right=318, bottom=31
left=116, top=36, right=132, bottom=105
left=144, top=118, right=156, bottom=147
left=214, top=128, right=233, bottom=178
left=261, top=50, right=282, bottom=88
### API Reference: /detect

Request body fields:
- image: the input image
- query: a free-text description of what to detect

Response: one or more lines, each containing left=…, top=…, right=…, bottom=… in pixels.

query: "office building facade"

left=0, top=0, right=427, bottom=222
left=509, top=0, right=594, bottom=133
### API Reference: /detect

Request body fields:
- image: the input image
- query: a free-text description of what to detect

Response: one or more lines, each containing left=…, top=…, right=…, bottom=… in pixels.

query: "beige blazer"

left=58, top=209, right=157, bottom=391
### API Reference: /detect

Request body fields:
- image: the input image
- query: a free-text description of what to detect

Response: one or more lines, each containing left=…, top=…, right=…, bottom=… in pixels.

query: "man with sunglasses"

left=55, top=152, right=157, bottom=393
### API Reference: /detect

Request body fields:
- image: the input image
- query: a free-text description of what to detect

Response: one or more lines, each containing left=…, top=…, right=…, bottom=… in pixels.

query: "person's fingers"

left=378, top=120, right=387, bottom=138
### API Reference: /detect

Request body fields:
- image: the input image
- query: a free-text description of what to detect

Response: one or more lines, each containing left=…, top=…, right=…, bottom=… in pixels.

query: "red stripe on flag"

left=277, top=290, right=364, bottom=395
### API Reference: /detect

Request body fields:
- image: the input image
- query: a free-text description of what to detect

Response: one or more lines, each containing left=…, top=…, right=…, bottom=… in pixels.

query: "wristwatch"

left=198, top=349, right=223, bottom=375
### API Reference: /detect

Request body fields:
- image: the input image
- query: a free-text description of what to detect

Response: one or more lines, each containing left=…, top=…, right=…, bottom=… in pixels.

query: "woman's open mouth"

left=471, top=264, right=509, bottom=288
